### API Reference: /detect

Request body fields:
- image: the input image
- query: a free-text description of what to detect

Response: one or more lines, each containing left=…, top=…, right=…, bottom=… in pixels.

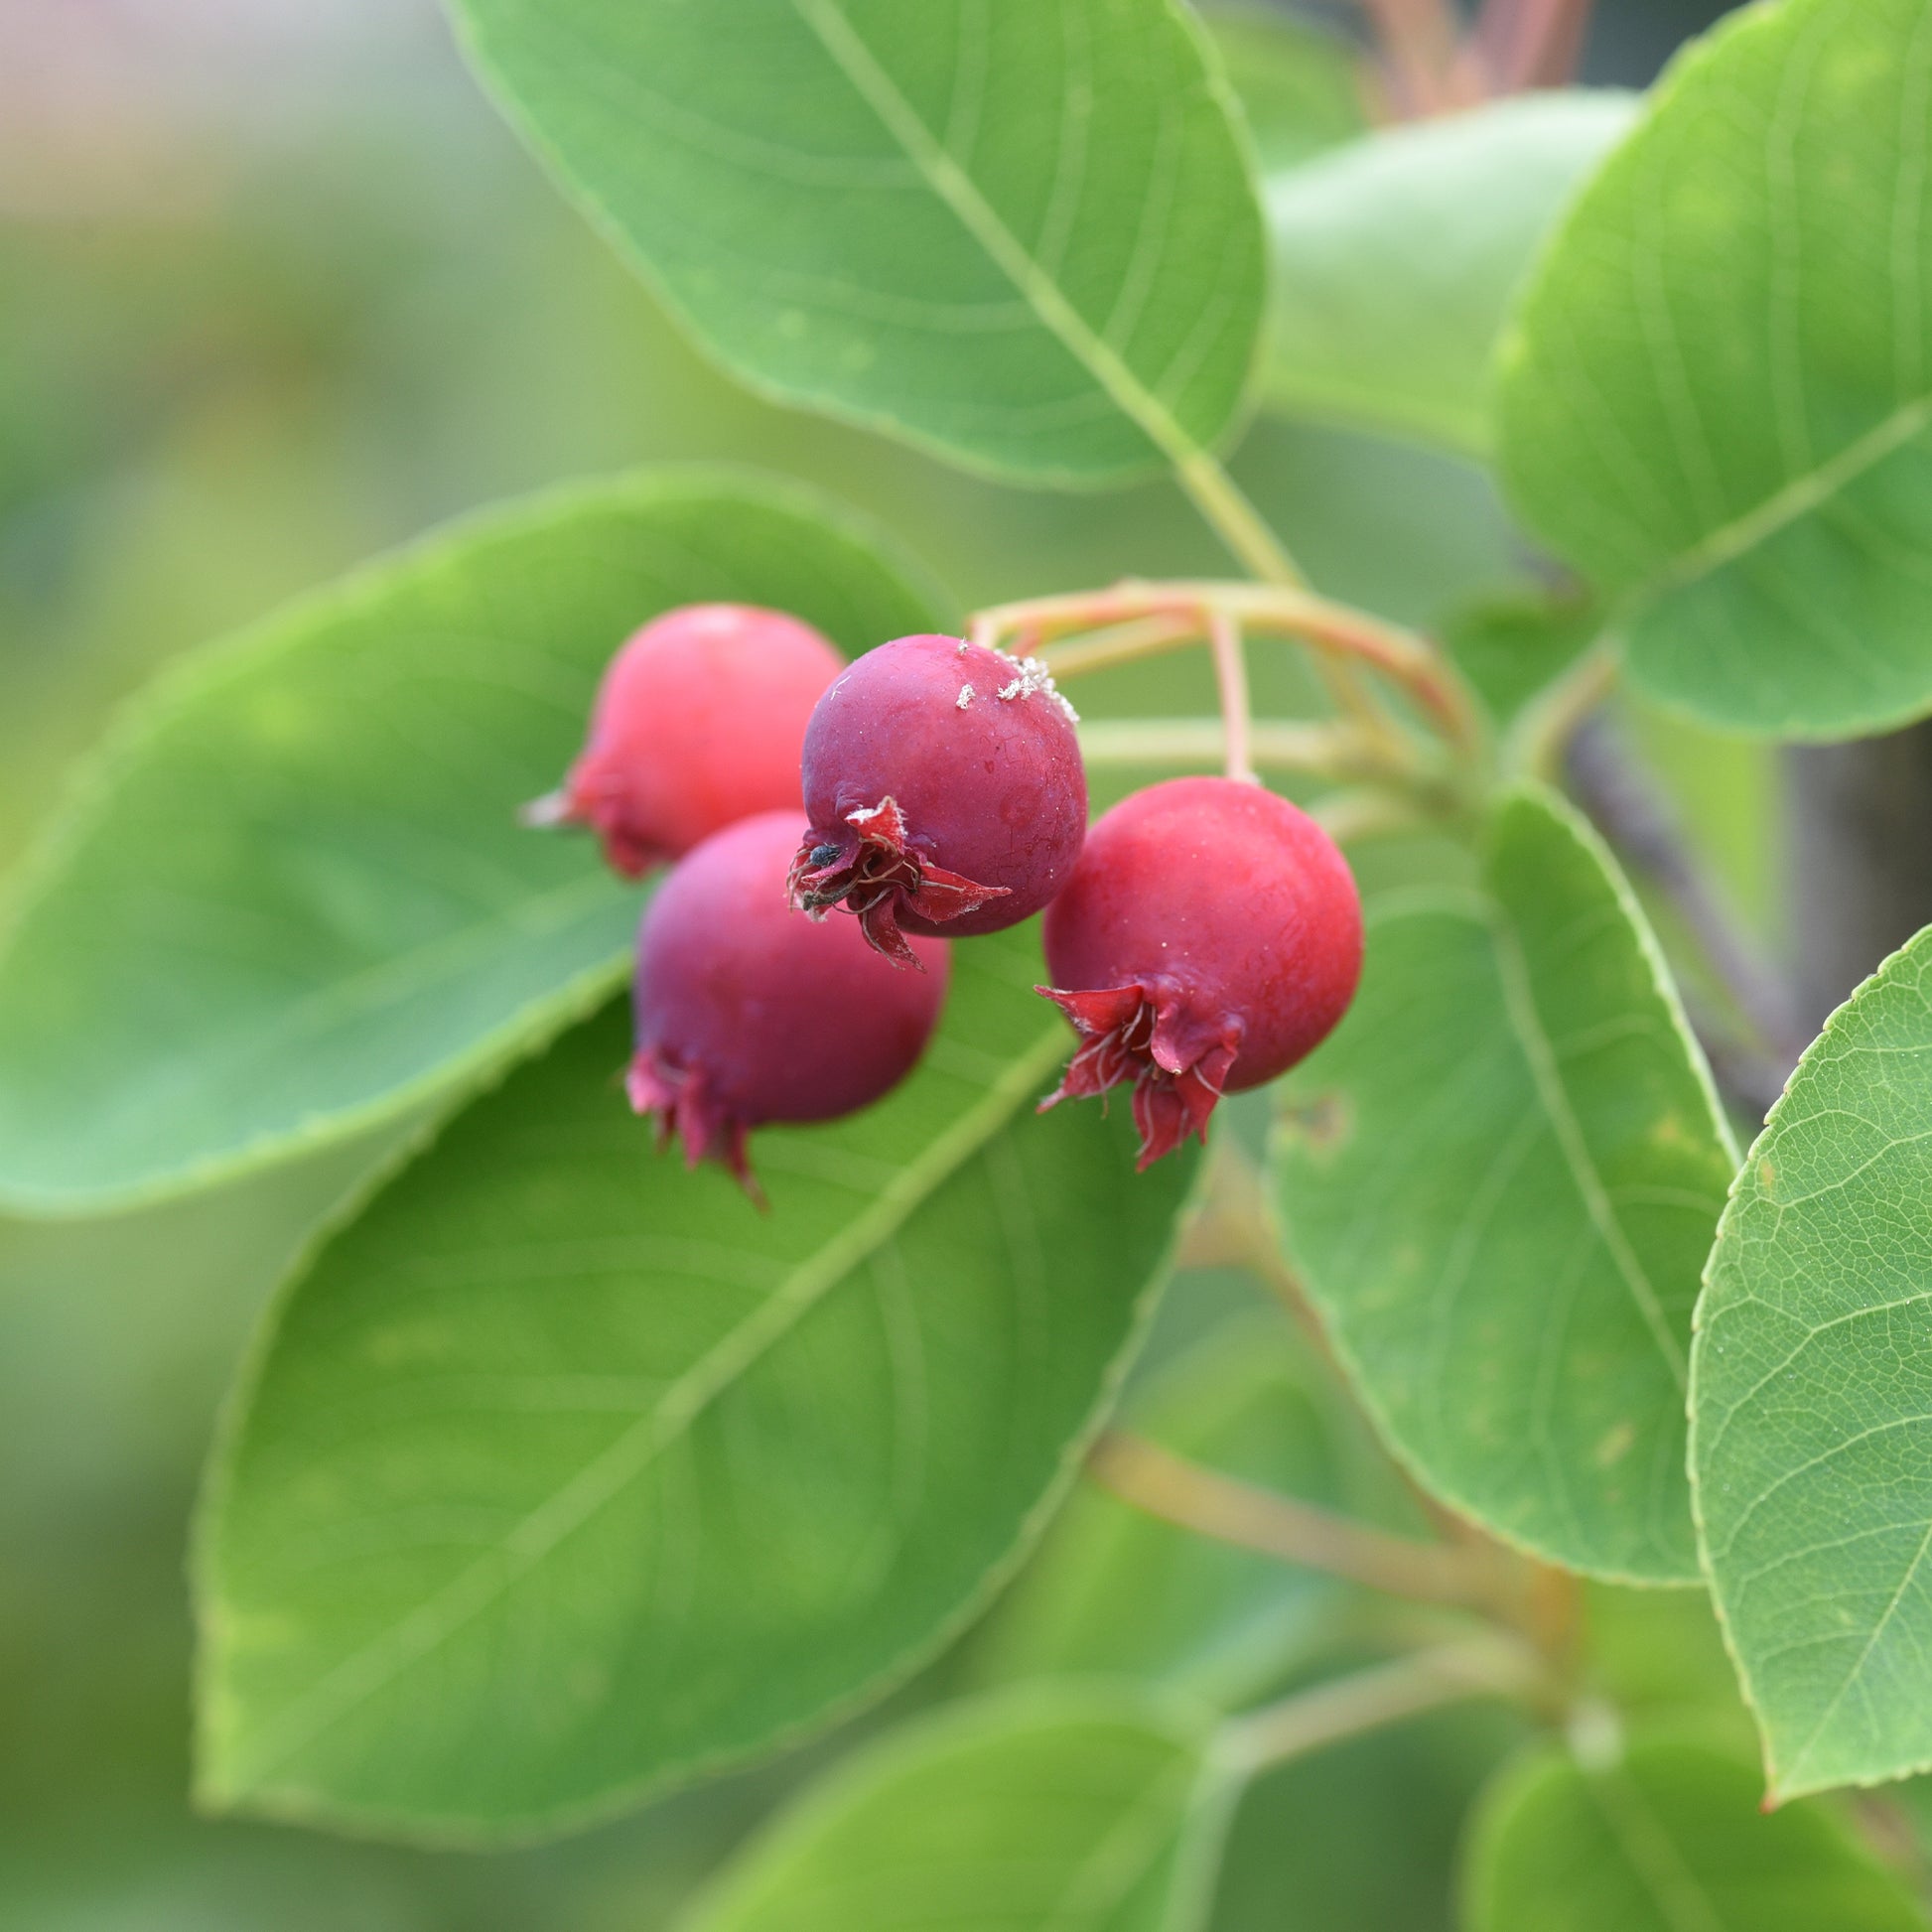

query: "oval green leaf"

left=1263, top=92, right=1636, bottom=456
left=1499, top=0, right=1932, bottom=738
left=1463, top=1734, right=1929, bottom=1931
left=448, top=0, right=1267, bottom=487
left=680, top=1685, right=1227, bottom=1932
left=975, top=1312, right=1355, bottom=1706
left=1693, top=924, right=1932, bottom=1800
left=195, top=925, right=1198, bottom=1840
left=1274, top=784, right=1737, bottom=1582
left=0, top=470, right=939, bottom=1215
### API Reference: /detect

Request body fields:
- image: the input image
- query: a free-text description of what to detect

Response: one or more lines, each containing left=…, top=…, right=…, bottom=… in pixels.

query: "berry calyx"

left=789, top=633, right=1086, bottom=968
left=629, top=810, right=947, bottom=1198
left=1035, top=776, right=1363, bottom=1170
left=534, top=603, right=843, bottom=876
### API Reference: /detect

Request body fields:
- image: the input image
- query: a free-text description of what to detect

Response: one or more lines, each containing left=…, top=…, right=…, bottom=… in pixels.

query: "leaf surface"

left=1275, top=784, right=1736, bottom=1581
left=680, top=1686, right=1226, bottom=1932
left=1464, top=1734, right=1929, bottom=1931
left=197, top=925, right=1197, bottom=1839
left=1694, top=925, right=1932, bottom=1798
left=450, top=0, right=1267, bottom=485
left=1262, top=93, right=1636, bottom=455
left=0, top=471, right=936, bottom=1214
left=1499, top=0, right=1932, bottom=737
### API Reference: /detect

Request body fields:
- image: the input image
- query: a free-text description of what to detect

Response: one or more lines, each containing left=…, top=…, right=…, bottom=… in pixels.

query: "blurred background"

left=0, top=2, right=1752, bottom=1926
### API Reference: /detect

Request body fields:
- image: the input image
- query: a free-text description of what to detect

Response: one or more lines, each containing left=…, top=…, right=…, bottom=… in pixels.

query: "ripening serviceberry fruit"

left=788, top=633, right=1087, bottom=968
left=629, top=810, right=947, bottom=1198
left=1036, top=776, right=1362, bottom=1170
left=529, top=603, right=843, bottom=876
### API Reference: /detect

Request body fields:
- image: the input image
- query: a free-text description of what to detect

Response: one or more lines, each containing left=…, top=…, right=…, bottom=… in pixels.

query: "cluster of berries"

left=540, top=603, right=1363, bottom=1195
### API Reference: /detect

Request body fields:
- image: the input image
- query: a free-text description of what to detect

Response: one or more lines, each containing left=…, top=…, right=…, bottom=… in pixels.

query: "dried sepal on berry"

left=787, top=794, right=1011, bottom=970
left=1035, top=980, right=1243, bottom=1170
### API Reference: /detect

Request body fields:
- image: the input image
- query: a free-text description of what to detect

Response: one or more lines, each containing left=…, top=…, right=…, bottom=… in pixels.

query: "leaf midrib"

left=211, top=1021, right=1073, bottom=1796
left=1488, top=904, right=1690, bottom=1391
left=1646, top=391, right=1932, bottom=601
left=788, top=0, right=1204, bottom=473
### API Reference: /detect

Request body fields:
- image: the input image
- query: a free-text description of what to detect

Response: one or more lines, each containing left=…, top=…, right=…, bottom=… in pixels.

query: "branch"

left=1215, top=1637, right=1542, bottom=1776
left=1474, top=0, right=1598, bottom=90
left=1565, top=712, right=1805, bottom=1068
left=1087, top=1430, right=1493, bottom=1609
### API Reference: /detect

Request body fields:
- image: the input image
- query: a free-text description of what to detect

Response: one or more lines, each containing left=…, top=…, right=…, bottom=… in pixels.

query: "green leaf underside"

left=197, top=925, right=1198, bottom=1840
left=976, top=1313, right=1351, bottom=1707
left=1203, top=10, right=1366, bottom=177
left=1274, top=785, right=1736, bottom=1582
left=680, top=1687, right=1225, bottom=1932
left=1465, top=1735, right=1929, bottom=1932
left=1262, top=91, right=1638, bottom=456
left=1693, top=926, right=1932, bottom=1800
left=1499, top=0, right=1932, bottom=739
left=450, top=0, right=1266, bottom=486
left=0, top=470, right=938, bottom=1215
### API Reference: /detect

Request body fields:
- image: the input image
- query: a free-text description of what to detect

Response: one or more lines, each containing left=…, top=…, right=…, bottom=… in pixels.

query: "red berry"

left=541, top=603, right=843, bottom=876
left=629, top=810, right=947, bottom=1197
left=1036, top=777, right=1362, bottom=1170
left=788, top=633, right=1087, bottom=968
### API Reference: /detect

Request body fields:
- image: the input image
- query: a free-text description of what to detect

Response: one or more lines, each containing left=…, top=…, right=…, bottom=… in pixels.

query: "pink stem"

left=1207, top=608, right=1256, bottom=784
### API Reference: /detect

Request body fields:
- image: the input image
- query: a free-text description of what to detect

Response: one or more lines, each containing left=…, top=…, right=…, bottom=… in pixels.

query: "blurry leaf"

left=197, top=925, right=1198, bottom=1840
left=1261, top=93, right=1637, bottom=455
left=1204, top=11, right=1367, bottom=176
left=1275, top=784, right=1736, bottom=1582
left=1462, top=1734, right=1929, bottom=1931
left=1443, top=590, right=1599, bottom=730
left=976, top=1312, right=1352, bottom=1706
left=1212, top=1697, right=1520, bottom=1932
left=680, top=1685, right=1227, bottom=1932
left=1499, top=0, right=1932, bottom=739
left=0, top=470, right=938, bottom=1215
left=1692, top=924, right=1932, bottom=1800
left=450, top=0, right=1267, bottom=486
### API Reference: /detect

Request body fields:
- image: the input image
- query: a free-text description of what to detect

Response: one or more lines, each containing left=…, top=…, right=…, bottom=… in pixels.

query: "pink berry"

left=788, top=633, right=1087, bottom=968
left=539, top=603, right=843, bottom=876
left=1036, top=777, right=1363, bottom=1170
left=629, top=810, right=948, bottom=1196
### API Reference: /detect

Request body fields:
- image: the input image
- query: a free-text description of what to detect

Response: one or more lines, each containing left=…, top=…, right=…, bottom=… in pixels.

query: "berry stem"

left=1207, top=608, right=1257, bottom=783
left=974, top=580, right=1485, bottom=767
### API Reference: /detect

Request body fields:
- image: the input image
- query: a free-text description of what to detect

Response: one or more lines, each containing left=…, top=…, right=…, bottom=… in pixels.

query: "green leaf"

left=679, top=1685, right=1228, bottom=1932
left=1498, top=0, right=1932, bottom=739
left=0, top=469, right=938, bottom=1216
left=1693, top=923, right=1932, bottom=1800
left=196, top=924, right=1198, bottom=1840
left=1274, top=783, right=1737, bottom=1582
left=1204, top=10, right=1367, bottom=177
left=975, top=1312, right=1355, bottom=1706
left=1261, top=93, right=1637, bottom=456
left=448, top=0, right=1267, bottom=487
left=1462, top=1734, right=1930, bottom=1931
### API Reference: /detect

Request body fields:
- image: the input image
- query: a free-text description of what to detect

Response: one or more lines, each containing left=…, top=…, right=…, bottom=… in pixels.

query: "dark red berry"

left=1036, top=776, right=1362, bottom=1170
left=629, top=810, right=947, bottom=1196
left=536, top=603, right=843, bottom=876
left=788, top=633, right=1087, bottom=968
